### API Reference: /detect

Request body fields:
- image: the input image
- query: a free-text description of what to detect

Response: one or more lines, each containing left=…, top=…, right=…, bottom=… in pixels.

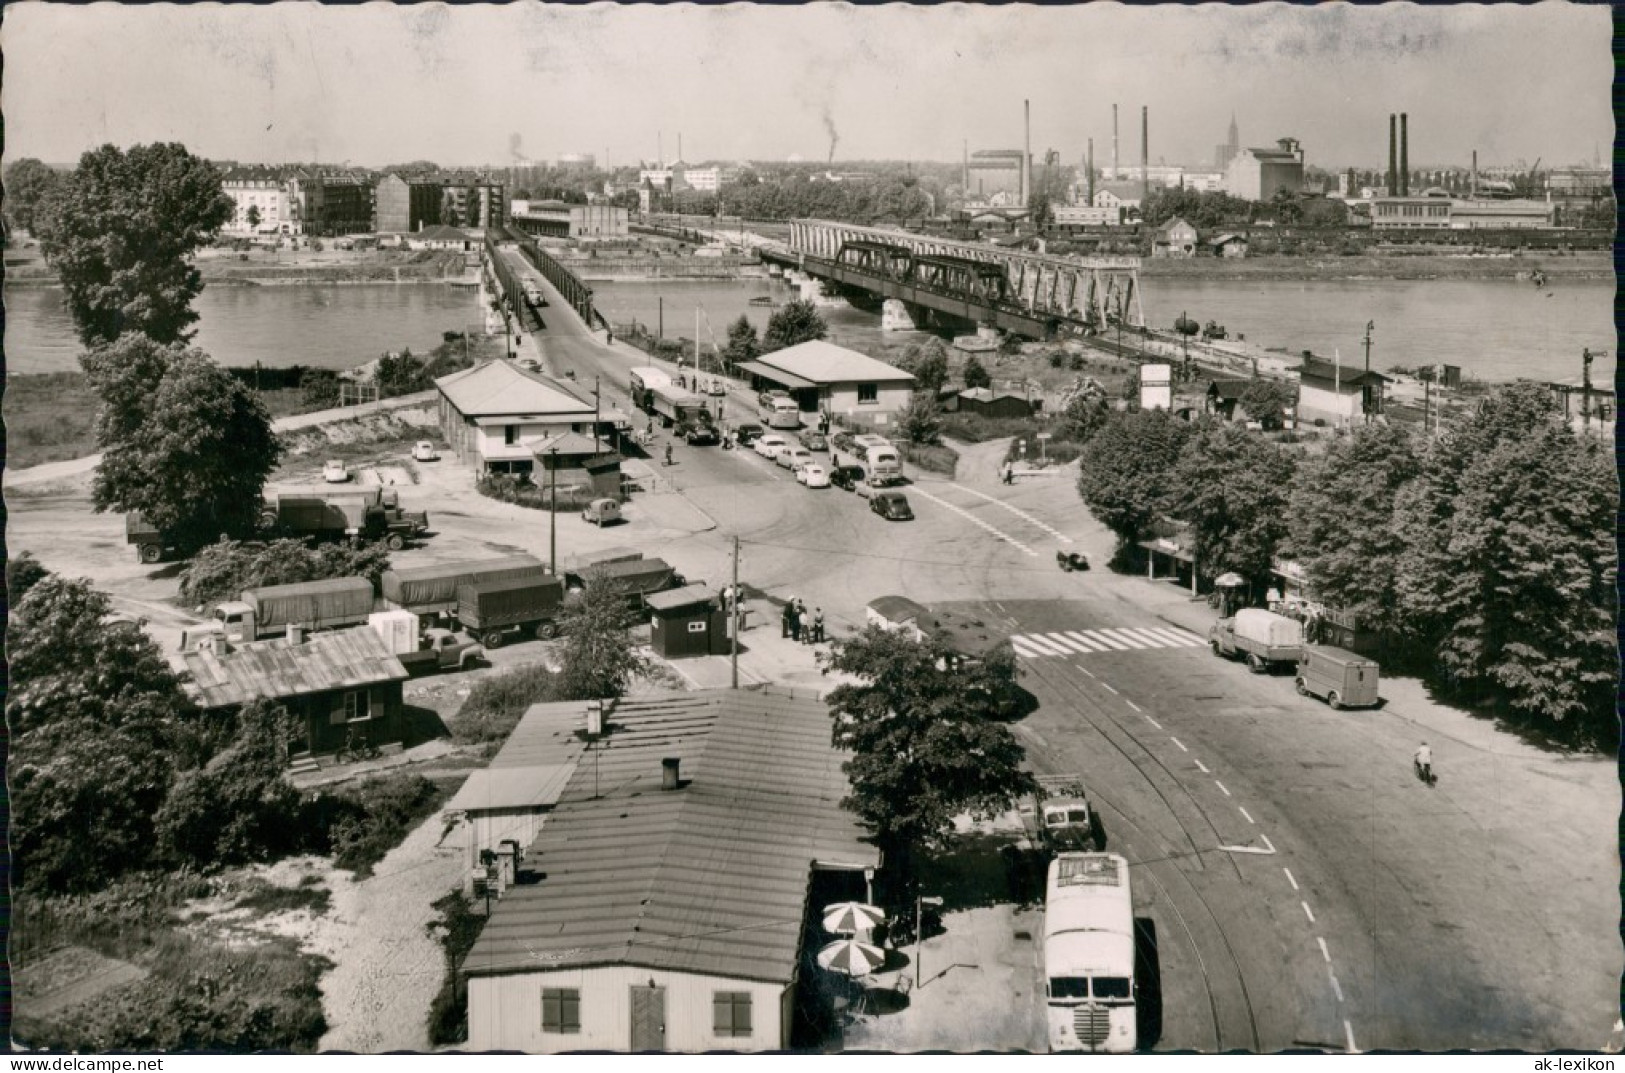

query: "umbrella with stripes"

left=816, top=937, right=886, bottom=977
left=822, top=901, right=886, bottom=936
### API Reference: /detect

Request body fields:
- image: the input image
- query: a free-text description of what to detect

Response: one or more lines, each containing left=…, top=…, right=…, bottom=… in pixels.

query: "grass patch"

left=898, top=441, right=959, bottom=477
left=326, top=771, right=455, bottom=878
left=453, top=663, right=567, bottom=744
left=235, top=875, right=332, bottom=916
left=425, top=889, right=483, bottom=1046
left=940, top=412, right=1046, bottom=445
left=4, top=372, right=99, bottom=468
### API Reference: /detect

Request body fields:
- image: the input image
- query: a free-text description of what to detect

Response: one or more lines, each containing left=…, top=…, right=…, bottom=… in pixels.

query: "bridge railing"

left=502, top=225, right=603, bottom=330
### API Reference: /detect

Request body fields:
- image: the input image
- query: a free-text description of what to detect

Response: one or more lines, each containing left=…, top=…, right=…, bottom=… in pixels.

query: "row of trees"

left=1073, top=384, right=1614, bottom=742
left=716, top=299, right=830, bottom=372
left=1137, top=187, right=1350, bottom=230
left=716, top=170, right=937, bottom=224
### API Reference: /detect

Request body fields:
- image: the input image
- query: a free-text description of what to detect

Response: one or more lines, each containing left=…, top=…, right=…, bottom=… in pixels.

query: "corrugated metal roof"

left=464, top=690, right=878, bottom=985
left=436, top=361, right=596, bottom=419
left=868, top=595, right=927, bottom=622
left=752, top=341, right=915, bottom=387
left=645, top=584, right=714, bottom=612
left=181, top=626, right=408, bottom=710
left=446, top=765, right=576, bottom=813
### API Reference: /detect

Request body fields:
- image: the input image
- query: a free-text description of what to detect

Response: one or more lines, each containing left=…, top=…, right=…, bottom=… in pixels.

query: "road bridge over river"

left=758, top=219, right=1146, bottom=342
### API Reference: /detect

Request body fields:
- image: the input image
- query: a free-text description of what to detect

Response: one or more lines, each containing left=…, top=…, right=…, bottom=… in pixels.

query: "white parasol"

left=822, top=901, right=886, bottom=936
left=816, top=937, right=886, bottom=977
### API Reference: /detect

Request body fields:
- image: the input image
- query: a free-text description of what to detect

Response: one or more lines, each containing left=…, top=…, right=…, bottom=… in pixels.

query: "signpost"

left=1036, top=431, right=1053, bottom=465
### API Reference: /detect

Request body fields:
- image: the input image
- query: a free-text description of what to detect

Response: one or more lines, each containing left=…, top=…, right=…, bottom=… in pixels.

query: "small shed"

left=956, top=387, right=1035, bottom=420
left=1152, top=217, right=1198, bottom=258
left=646, top=585, right=727, bottom=658
left=867, top=595, right=929, bottom=640
left=1210, top=233, right=1249, bottom=258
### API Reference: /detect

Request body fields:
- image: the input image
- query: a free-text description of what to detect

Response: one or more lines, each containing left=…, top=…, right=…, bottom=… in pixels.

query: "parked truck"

left=1295, top=645, right=1381, bottom=710
left=455, top=575, right=568, bottom=648
left=1017, top=776, right=1098, bottom=855
left=1208, top=608, right=1305, bottom=673
left=629, top=366, right=718, bottom=444
left=126, top=512, right=177, bottom=564
left=259, top=486, right=429, bottom=549
left=182, top=576, right=377, bottom=650
left=381, top=554, right=548, bottom=617
left=368, top=609, right=485, bottom=675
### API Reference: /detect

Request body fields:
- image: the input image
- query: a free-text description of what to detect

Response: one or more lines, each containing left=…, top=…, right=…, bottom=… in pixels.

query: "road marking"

left=1010, top=636, right=1050, bottom=658
left=1100, top=682, right=1119, bottom=696
left=1143, top=715, right=1161, bottom=729
left=1193, top=759, right=1210, bottom=773
left=1040, top=632, right=1094, bottom=655
left=1218, top=841, right=1277, bottom=856
left=910, top=487, right=1039, bottom=556
left=1080, top=629, right=1134, bottom=651
left=1076, top=665, right=1096, bottom=678
left=1261, top=834, right=1275, bottom=853
left=950, top=483, right=1073, bottom=542
left=1283, top=867, right=1299, bottom=891
left=1142, top=626, right=1206, bottom=648
left=1120, top=626, right=1181, bottom=648
left=1214, top=780, right=1232, bottom=797
left=1301, top=901, right=1316, bottom=924
left=1317, top=937, right=1331, bottom=962
left=1239, top=806, right=1255, bottom=824
left=1124, top=699, right=1141, bottom=712
left=1099, top=628, right=1156, bottom=650
left=1018, top=634, right=1071, bottom=656
left=1061, top=630, right=1110, bottom=652
left=1329, top=971, right=1344, bottom=1003
left=1344, top=1021, right=1359, bottom=1054
left=1170, top=737, right=1188, bottom=752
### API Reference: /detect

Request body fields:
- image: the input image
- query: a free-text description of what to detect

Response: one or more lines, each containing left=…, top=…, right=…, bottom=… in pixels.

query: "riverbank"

left=3, top=246, right=472, bottom=287
left=1139, top=250, right=1611, bottom=282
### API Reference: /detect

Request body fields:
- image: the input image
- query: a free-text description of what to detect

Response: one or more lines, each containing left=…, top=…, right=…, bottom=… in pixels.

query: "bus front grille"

left=1073, top=1004, right=1111, bottom=1047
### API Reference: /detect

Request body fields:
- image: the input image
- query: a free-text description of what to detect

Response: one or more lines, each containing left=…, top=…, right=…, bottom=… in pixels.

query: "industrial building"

left=511, top=201, right=630, bottom=239
left=374, top=173, right=446, bottom=234
left=462, top=689, right=880, bottom=1052
left=966, top=149, right=1026, bottom=200
left=1224, top=138, right=1306, bottom=201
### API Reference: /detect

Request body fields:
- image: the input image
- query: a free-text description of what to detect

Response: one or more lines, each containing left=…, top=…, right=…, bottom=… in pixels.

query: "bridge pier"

left=880, top=298, right=919, bottom=332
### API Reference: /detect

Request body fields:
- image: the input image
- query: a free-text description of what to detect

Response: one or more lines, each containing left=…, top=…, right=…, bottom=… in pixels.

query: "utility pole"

left=1362, top=321, right=1374, bottom=424
left=548, top=447, right=559, bottom=574
left=730, top=535, right=741, bottom=690
left=1581, top=348, right=1594, bottom=431
left=593, top=376, right=602, bottom=453
left=658, top=296, right=664, bottom=341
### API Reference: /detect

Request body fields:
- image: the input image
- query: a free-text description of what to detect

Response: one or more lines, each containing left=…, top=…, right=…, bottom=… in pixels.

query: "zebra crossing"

left=1011, top=626, right=1207, bottom=659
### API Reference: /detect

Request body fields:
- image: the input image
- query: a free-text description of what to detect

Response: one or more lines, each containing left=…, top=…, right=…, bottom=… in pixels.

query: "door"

left=630, top=985, right=665, bottom=1051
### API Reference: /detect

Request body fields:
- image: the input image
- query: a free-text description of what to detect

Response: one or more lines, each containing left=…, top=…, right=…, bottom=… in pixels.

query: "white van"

left=864, top=444, right=902, bottom=484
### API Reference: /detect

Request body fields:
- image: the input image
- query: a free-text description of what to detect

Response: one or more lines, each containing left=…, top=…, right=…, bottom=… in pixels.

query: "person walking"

left=1002, top=461, right=1014, bottom=486
left=1414, top=741, right=1433, bottom=785
left=812, top=607, right=826, bottom=644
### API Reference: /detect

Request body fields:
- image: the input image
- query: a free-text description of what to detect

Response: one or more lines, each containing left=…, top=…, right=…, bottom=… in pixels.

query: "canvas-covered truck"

left=1018, top=776, right=1098, bottom=856
left=259, top=486, right=429, bottom=549
left=629, top=366, right=718, bottom=444
left=572, top=556, right=684, bottom=611
left=368, top=609, right=485, bottom=675
left=381, top=555, right=547, bottom=617
left=182, top=576, right=377, bottom=649
left=1208, top=608, right=1305, bottom=673
left=455, top=575, right=568, bottom=648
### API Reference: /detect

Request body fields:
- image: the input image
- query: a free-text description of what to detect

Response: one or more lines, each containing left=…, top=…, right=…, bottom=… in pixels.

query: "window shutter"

left=713, top=994, right=729, bottom=1035
left=736, top=993, right=751, bottom=1035
left=563, top=990, right=580, bottom=1033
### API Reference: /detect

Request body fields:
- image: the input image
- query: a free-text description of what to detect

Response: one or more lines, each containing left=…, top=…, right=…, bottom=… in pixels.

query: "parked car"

left=582, top=498, right=623, bottom=527
left=322, top=459, right=350, bottom=483
left=732, top=423, right=765, bottom=447
left=777, top=446, right=814, bottom=471
left=870, top=491, right=914, bottom=521
left=801, top=431, right=829, bottom=452
left=754, top=433, right=791, bottom=460
left=797, top=463, right=831, bottom=488
left=412, top=441, right=440, bottom=462
left=830, top=464, right=867, bottom=492
left=707, top=379, right=728, bottom=397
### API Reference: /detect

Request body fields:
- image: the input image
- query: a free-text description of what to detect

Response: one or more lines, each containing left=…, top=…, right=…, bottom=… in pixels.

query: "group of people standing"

left=781, top=597, right=825, bottom=644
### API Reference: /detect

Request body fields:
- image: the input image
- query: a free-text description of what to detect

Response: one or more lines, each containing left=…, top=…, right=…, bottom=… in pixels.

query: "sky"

left=2, top=2, right=1612, bottom=172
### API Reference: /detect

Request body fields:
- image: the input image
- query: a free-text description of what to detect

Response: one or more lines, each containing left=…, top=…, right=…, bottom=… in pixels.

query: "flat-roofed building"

left=736, top=341, right=915, bottom=425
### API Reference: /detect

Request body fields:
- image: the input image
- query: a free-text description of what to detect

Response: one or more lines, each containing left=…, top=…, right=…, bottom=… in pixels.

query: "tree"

left=245, top=204, right=262, bottom=230
left=762, top=298, right=827, bottom=352
left=1287, top=424, right=1421, bottom=643
left=38, top=142, right=233, bottom=347
left=554, top=579, right=651, bottom=701
left=721, top=314, right=761, bottom=372
left=963, top=354, right=992, bottom=391
left=821, top=626, right=1036, bottom=872
left=1075, top=409, right=1193, bottom=551
left=179, top=538, right=391, bottom=608
left=1057, top=391, right=1111, bottom=447
left=83, top=341, right=282, bottom=553
left=1237, top=378, right=1295, bottom=428
left=899, top=392, right=943, bottom=445
left=3, top=157, right=63, bottom=234
left=7, top=551, right=50, bottom=607
left=1163, top=422, right=1296, bottom=589
left=912, top=340, right=950, bottom=396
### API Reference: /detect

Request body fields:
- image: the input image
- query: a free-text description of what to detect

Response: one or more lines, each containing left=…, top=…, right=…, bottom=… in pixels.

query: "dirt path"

left=311, top=808, right=465, bottom=1053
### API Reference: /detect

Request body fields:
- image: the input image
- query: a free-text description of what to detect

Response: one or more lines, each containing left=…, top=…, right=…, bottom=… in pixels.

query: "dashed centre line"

left=1317, top=937, right=1331, bottom=963
left=1239, top=806, right=1255, bottom=824
left=1193, top=759, right=1210, bottom=774
left=909, top=487, right=1039, bottom=556
left=1170, top=737, right=1188, bottom=752
left=1100, top=682, right=1119, bottom=695
left=950, top=483, right=1074, bottom=543
left=1123, top=699, right=1142, bottom=712
left=1283, top=867, right=1300, bottom=891
left=1214, top=780, right=1232, bottom=797
left=1301, top=900, right=1317, bottom=924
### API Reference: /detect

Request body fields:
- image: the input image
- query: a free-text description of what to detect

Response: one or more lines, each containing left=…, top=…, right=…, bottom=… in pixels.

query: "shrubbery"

left=425, top=889, right=483, bottom=1045
left=476, top=474, right=600, bottom=513
left=454, top=663, right=567, bottom=744
left=179, top=537, right=391, bottom=607
left=324, top=773, right=447, bottom=876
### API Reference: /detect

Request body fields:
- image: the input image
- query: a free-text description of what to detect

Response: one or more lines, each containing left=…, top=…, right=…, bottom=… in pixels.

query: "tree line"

left=1071, top=384, right=1615, bottom=745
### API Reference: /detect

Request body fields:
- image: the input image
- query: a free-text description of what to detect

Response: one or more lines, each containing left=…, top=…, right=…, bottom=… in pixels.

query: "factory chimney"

left=1471, top=149, right=1478, bottom=197
left=678, top=133, right=683, bottom=163
left=1112, top=104, right=1119, bottom=181
left=1399, top=113, right=1409, bottom=196
left=1023, top=99, right=1032, bottom=207
left=1087, top=138, right=1095, bottom=205
left=963, top=140, right=969, bottom=197
left=1387, top=115, right=1397, bottom=196
left=1141, top=105, right=1150, bottom=202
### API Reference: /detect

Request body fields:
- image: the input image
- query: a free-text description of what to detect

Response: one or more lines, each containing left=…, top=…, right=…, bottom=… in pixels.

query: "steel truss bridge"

left=769, top=220, right=1145, bottom=340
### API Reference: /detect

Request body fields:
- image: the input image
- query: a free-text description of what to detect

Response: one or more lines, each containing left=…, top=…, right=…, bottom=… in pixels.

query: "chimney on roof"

left=661, top=757, right=681, bottom=790
left=1388, top=114, right=1397, bottom=196
left=287, top=624, right=305, bottom=646
left=1399, top=113, right=1409, bottom=196
left=586, top=701, right=605, bottom=738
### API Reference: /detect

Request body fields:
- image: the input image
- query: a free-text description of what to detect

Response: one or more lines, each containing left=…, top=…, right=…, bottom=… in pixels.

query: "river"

left=4, top=283, right=482, bottom=375
left=4, top=274, right=1612, bottom=384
